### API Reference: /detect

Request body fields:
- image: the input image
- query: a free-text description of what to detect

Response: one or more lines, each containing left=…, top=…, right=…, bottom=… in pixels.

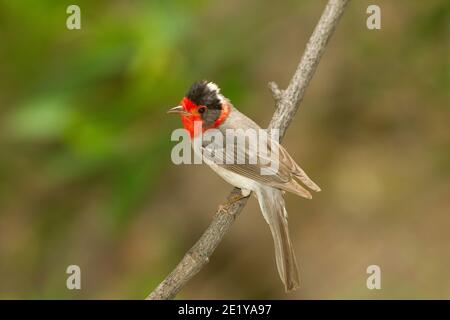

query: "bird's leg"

left=228, top=188, right=251, bottom=205
left=218, top=188, right=251, bottom=213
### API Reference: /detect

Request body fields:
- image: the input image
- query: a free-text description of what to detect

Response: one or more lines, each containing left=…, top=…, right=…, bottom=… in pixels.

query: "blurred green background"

left=0, top=0, right=449, bottom=299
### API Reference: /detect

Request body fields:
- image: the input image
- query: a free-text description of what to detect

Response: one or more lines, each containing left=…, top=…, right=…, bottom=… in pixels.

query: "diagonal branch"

left=147, top=0, right=349, bottom=300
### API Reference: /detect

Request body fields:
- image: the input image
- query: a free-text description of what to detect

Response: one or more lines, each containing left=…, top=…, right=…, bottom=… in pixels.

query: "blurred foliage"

left=0, top=0, right=448, bottom=299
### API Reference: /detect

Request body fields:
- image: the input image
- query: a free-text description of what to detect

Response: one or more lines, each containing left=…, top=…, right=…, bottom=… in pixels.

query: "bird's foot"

left=218, top=189, right=251, bottom=213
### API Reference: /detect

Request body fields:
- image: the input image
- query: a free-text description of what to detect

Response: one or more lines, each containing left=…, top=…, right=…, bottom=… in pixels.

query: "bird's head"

left=167, top=80, right=231, bottom=137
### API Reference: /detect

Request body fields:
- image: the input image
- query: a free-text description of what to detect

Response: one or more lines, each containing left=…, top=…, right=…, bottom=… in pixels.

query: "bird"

left=167, top=80, right=320, bottom=291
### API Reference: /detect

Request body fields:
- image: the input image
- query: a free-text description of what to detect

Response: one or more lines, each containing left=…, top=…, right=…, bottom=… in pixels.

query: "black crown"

left=186, top=80, right=222, bottom=110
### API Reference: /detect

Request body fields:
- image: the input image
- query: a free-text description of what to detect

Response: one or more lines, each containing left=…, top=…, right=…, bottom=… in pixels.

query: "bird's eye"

left=198, top=106, right=206, bottom=114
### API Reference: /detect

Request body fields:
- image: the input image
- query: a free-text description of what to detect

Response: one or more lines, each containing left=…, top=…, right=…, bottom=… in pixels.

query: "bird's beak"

left=167, top=105, right=191, bottom=116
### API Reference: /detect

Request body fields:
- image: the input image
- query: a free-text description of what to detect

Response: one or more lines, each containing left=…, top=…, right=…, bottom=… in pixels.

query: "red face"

left=179, top=97, right=206, bottom=137
left=168, top=97, right=230, bottom=138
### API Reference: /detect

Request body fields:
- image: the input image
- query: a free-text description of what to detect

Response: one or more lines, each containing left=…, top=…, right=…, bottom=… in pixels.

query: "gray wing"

left=201, top=106, right=320, bottom=198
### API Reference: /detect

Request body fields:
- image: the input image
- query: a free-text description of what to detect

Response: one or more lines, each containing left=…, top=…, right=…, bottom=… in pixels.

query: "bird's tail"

left=255, top=186, right=300, bottom=292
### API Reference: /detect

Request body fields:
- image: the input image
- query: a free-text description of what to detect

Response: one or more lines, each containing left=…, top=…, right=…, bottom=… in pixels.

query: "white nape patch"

left=207, top=81, right=226, bottom=103
left=206, top=82, right=220, bottom=93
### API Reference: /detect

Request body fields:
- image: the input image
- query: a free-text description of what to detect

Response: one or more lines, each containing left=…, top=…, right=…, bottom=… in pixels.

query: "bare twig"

left=147, top=0, right=349, bottom=300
